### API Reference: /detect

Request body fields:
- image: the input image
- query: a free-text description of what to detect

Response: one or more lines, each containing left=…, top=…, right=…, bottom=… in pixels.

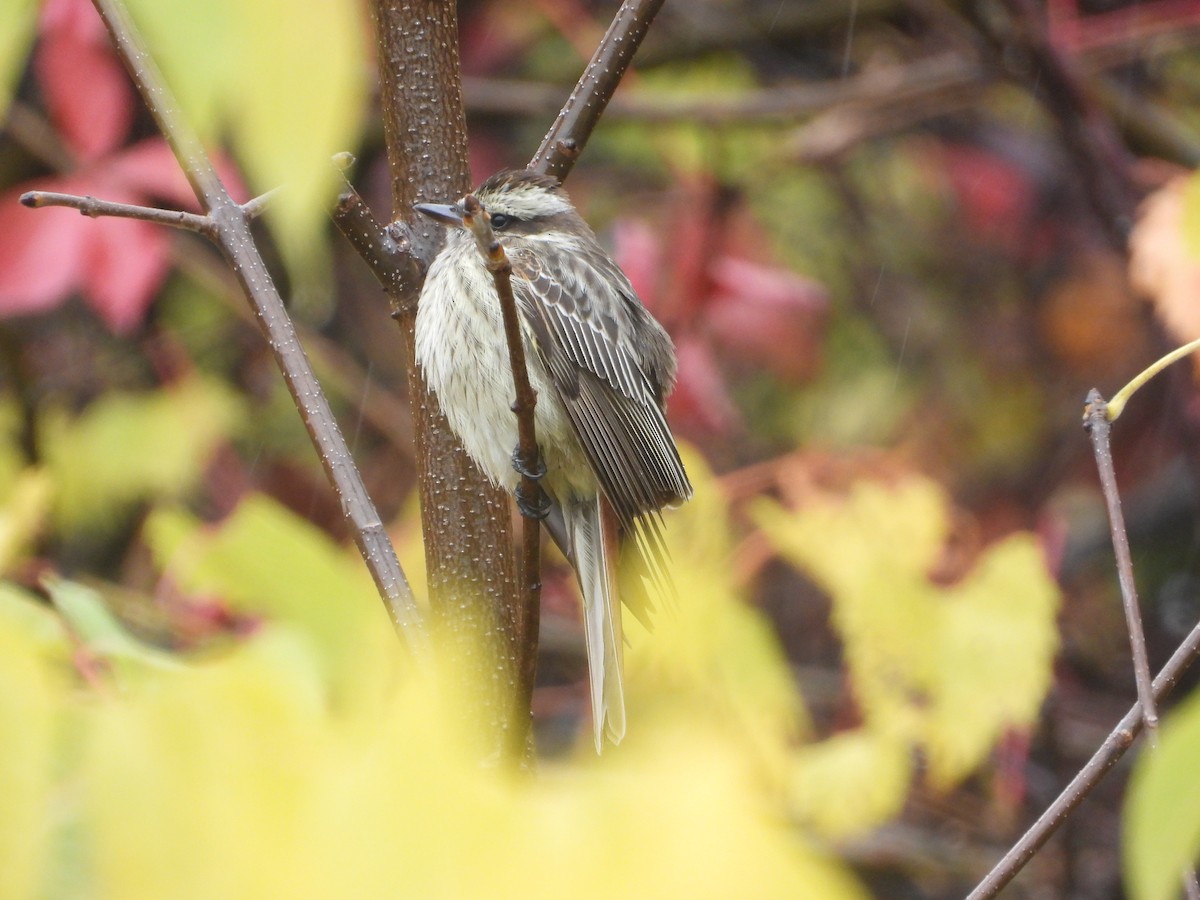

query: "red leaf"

left=669, top=336, right=741, bottom=437
left=613, top=217, right=664, bottom=309
left=0, top=188, right=89, bottom=318
left=706, top=257, right=828, bottom=383
left=36, top=0, right=132, bottom=162
left=82, top=203, right=171, bottom=333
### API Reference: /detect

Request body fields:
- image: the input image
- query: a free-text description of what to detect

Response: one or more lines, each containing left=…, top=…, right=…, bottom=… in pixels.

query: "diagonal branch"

left=528, top=0, right=667, bottom=179
left=967, top=618, right=1200, bottom=898
left=63, top=0, right=427, bottom=650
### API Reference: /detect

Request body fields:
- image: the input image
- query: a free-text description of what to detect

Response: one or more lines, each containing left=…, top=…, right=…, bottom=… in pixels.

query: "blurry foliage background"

left=1, top=0, right=1200, bottom=897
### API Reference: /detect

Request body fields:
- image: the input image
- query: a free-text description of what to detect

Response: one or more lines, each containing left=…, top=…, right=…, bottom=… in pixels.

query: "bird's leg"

left=512, top=446, right=551, bottom=520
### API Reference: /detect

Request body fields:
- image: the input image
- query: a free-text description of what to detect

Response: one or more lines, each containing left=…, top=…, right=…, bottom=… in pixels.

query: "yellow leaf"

left=0, top=469, right=51, bottom=572
left=627, top=447, right=807, bottom=768
left=753, top=475, right=1059, bottom=791
left=791, top=729, right=912, bottom=840
left=0, top=0, right=36, bottom=120
left=0, top=616, right=64, bottom=900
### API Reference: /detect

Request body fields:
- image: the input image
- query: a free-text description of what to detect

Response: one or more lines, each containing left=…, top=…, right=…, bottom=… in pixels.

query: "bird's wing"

left=509, top=246, right=692, bottom=533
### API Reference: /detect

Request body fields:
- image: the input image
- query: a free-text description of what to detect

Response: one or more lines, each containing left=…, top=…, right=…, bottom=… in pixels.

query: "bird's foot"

left=512, top=446, right=546, bottom=481
left=512, top=446, right=550, bottom=520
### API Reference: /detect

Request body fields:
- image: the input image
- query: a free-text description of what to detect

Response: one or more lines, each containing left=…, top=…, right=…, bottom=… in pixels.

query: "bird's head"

left=414, top=169, right=578, bottom=237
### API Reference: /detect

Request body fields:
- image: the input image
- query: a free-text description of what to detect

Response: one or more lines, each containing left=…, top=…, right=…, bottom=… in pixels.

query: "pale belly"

left=414, top=249, right=596, bottom=503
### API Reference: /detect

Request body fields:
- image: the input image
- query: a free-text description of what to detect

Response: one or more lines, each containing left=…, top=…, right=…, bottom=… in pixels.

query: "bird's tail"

left=566, top=495, right=625, bottom=751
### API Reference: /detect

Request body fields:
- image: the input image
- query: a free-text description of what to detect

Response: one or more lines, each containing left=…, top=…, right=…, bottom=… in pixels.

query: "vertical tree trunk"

left=369, top=0, right=527, bottom=753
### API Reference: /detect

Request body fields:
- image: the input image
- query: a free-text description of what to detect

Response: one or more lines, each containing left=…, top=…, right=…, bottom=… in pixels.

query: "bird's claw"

left=511, top=446, right=546, bottom=481
left=512, top=446, right=550, bottom=520
left=516, top=483, right=551, bottom=520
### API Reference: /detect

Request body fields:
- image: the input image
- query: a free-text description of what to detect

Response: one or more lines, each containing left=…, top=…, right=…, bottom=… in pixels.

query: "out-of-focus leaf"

left=43, top=376, right=243, bottom=533
left=669, top=337, right=743, bottom=437
left=78, top=619, right=864, bottom=899
left=0, top=469, right=52, bottom=572
left=0, top=582, right=68, bottom=658
left=1130, top=174, right=1200, bottom=373
left=0, top=140, right=246, bottom=330
left=706, top=256, right=829, bottom=382
left=791, top=729, right=911, bottom=840
left=45, top=577, right=179, bottom=673
left=35, top=0, right=133, bottom=161
left=752, top=476, right=1059, bottom=789
left=0, top=613, right=63, bottom=900
left=1124, top=687, right=1200, bottom=900
left=124, top=0, right=368, bottom=278
left=0, top=0, right=37, bottom=120
left=83, top=627, right=329, bottom=899
left=627, top=447, right=806, bottom=769
left=142, top=494, right=395, bottom=701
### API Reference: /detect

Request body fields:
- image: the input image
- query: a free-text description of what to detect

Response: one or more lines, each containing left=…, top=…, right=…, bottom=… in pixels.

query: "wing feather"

left=511, top=248, right=691, bottom=530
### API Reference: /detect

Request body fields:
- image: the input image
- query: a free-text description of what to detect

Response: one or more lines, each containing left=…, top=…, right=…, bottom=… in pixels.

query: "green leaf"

left=0, top=0, right=36, bottom=120
left=1125, top=689, right=1200, bottom=900
left=42, top=377, right=243, bottom=534
left=142, top=495, right=395, bottom=700
left=124, top=0, right=369, bottom=284
left=45, top=578, right=180, bottom=673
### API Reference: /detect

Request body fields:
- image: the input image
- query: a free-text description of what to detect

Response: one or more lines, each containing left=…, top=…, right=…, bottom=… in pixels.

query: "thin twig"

left=71, top=0, right=426, bottom=650
left=460, top=194, right=544, bottom=738
left=19, top=191, right=214, bottom=234
left=528, top=0, right=667, bottom=179
left=1107, top=337, right=1200, bottom=421
left=1084, top=391, right=1160, bottom=739
left=967, top=618, right=1200, bottom=898
left=1082, top=390, right=1200, bottom=898
left=19, top=188, right=278, bottom=233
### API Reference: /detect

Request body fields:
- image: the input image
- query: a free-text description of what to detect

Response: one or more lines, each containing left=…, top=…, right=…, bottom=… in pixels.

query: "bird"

left=414, top=168, right=692, bottom=750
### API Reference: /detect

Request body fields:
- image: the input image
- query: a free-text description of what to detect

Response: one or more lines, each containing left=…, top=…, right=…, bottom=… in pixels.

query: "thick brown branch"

left=368, top=0, right=524, bottom=751
left=528, top=0, right=667, bottom=179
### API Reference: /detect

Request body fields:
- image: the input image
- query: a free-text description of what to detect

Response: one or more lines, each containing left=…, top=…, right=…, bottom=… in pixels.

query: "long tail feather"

left=567, top=496, right=625, bottom=751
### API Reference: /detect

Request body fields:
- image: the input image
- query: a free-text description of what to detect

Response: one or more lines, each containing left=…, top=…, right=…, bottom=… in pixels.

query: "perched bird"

left=414, top=169, right=692, bottom=750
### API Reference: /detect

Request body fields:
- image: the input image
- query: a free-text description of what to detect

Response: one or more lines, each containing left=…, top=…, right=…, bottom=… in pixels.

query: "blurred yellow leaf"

left=43, top=376, right=243, bottom=534
left=1124, top=687, right=1200, bottom=900
left=752, top=475, right=1059, bottom=793
left=0, top=0, right=36, bottom=120
left=83, top=628, right=330, bottom=900
left=791, top=729, right=911, bottom=840
left=627, top=446, right=808, bottom=770
left=0, top=468, right=51, bottom=572
left=0, top=614, right=64, bottom=900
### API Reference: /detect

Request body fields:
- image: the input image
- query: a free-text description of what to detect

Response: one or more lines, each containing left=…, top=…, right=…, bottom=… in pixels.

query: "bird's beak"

left=414, top=202, right=465, bottom=228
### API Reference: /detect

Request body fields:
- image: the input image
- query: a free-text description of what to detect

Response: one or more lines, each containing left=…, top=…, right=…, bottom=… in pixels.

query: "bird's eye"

left=490, top=213, right=512, bottom=229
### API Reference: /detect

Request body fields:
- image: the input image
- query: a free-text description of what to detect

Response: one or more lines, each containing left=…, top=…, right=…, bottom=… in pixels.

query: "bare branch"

left=528, top=0, right=667, bottom=179
left=20, top=191, right=213, bottom=234
left=71, top=0, right=427, bottom=650
left=968, top=618, right=1200, bottom=898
